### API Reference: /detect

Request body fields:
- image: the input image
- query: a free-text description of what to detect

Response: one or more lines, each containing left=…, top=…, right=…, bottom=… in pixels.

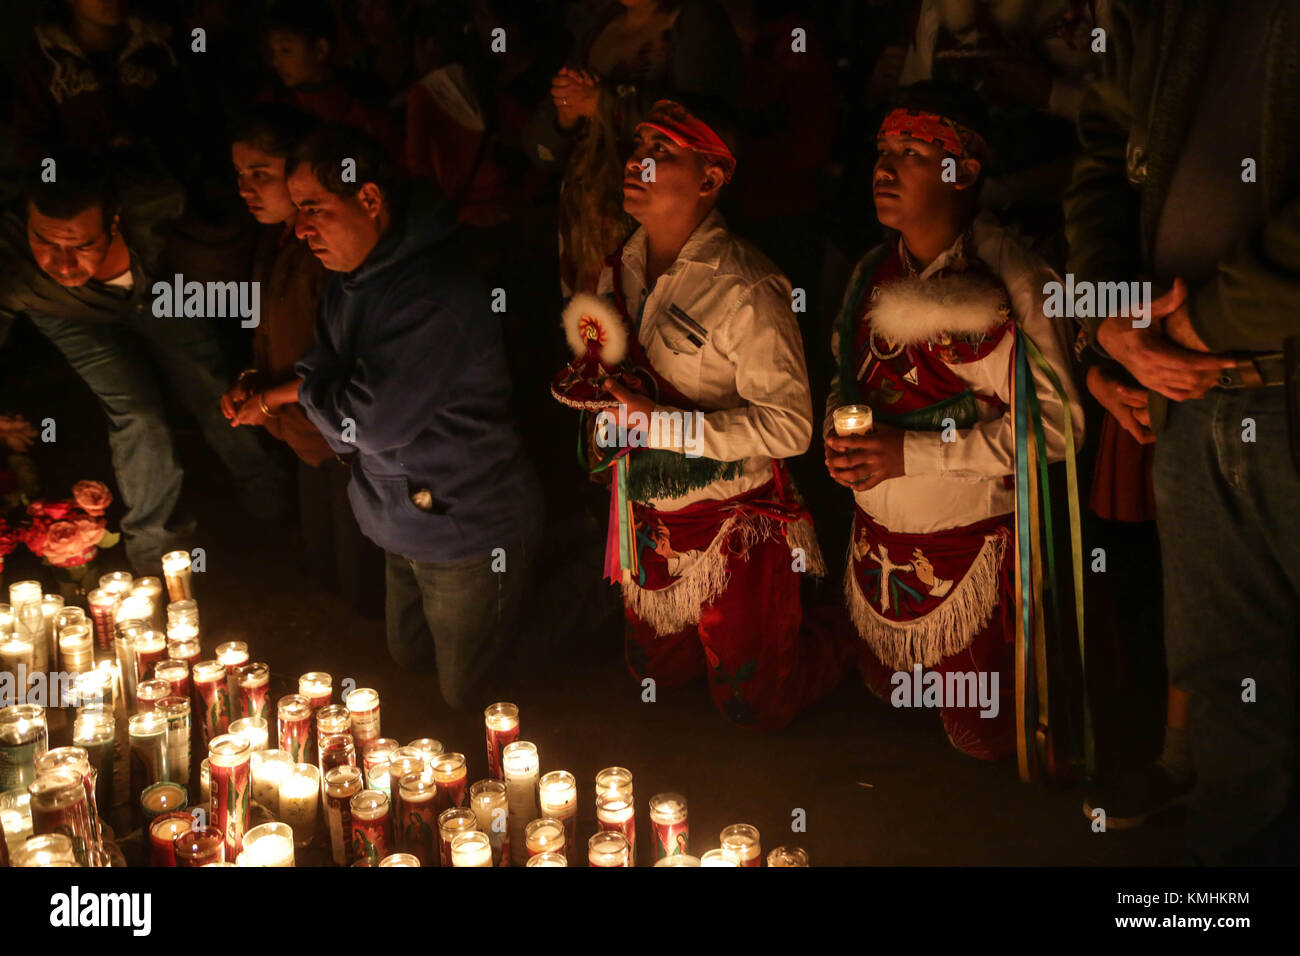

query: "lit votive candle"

left=0, top=635, right=34, bottom=698
left=833, top=403, right=874, bottom=436
left=483, top=702, right=519, bottom=780
left=407, top=737, right=444, bottom=766
left=192, top=660, right=230, bottom=744
left=699, top=848, right=739, bottom=867
left=430, top=751, right=467, bottom=813
left=502, top=741, right=538, bottom=866
left=596, top=791, right=637, bottom=866
left=234, top=662, right=270, bottom=722
left=72, top=710, right=114, bottom=817
left=166, top=636, right=200, bottom=669
left=719, top=823, right=761, bottom=866
left=538, top=770, right=578, bottom=865
left=450, top=829, right=492, bottom=867
left=59, top=624, right=93, bottom=675
left=362, top=738, right=399, bottom=791
left=130, top=628, right=167, bottom=684
left=209, top=734, right=252, bottom=858
left=469, top=778, right=508, bottom=866
left=214, top=641, right=248, bottom=706
left=525, top=817, right=565, bottom=859
left=98, top=571, right=133, bottom=597
left=86, top=589, right=119, bottom=655
left=140, top=782, right=187, bottom=822
left=11, top=832, right=78, bottom=867
left=324, top=765, right=363, bottom=866
left=395, top=772, right=438, bottom=865
left=280, top=762, right=320, bottom=848
left=277, top=694, right=313, bottom=764
left=161, top=551, right=193, bottom=603
left=174, top=825, right=224, bottom=867
left=156, top=697, right=191, bottom=789
left=135, top=678, right=171, bottom=714
left=71, top=665, right=113, bottom=711
left=378, top=852, right=419, bottom=867
left=250, top=748, right=291, bottom=816
left=129, top=577, right=165, bottom=628
left=154, top=659, right=190, bottom=701
left=315, top=704, right=351, bottom=746
left=319, top=733, right=358, bottom=786
left=229, top=716, right=269, bottom=753
left=149, top=811, right=192, bottom=867
left=0, top=703, right=48, bottom=791
left=588, top=830, right=630, bottom=868
left=244, top=821, right=295, bottom=867
left=350, top=790, right=392, bottom=866
left=129, top=711, right=170, bottom=798
left=344, top=687, right=381, bottom=754
left=29, top=769, right=95, bottom=866
left=437, top=806, right=478, bottom=867
left=649, top=793, right=689, bottom=860
left=766, top=845, right=810, bottom=867
left=526, top=850, right=567, bottom=867
left=654, top=854, right=701, bottom=867
left=298, top=672, right=332, bottom=712
left=165, top=599, right=199, bottom=642
left=40, top=594, right=63, bottom=672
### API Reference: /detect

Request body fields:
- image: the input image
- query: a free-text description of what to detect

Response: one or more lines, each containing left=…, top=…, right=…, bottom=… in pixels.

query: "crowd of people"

left=0, top=0, right=1296, bottom=867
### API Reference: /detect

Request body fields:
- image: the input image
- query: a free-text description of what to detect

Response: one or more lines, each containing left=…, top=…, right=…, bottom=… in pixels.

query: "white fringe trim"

left=623, top=511, right=821, bottom=636
left=843, top=531, right=1007, bottom=671
left=869, top=273, right=1009, bottom=346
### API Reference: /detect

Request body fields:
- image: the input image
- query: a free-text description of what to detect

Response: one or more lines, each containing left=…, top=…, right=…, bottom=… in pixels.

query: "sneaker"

left=1082, top=762, right=1194, bottom=829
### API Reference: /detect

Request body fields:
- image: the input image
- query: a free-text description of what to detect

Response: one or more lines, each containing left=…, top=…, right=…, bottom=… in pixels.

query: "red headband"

left=637, top=99, right=737, bottom=183
left=878, top=108, right=987, bottom=161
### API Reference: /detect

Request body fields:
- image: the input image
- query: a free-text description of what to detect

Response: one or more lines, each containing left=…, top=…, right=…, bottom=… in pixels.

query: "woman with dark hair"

left=219, top=103, right=384, bottom=617
left=525, top=0, right=742, bottom=295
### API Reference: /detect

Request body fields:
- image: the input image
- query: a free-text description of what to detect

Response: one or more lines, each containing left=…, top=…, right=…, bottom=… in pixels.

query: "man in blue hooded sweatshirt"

left=276, top=124, right=543, bottom=711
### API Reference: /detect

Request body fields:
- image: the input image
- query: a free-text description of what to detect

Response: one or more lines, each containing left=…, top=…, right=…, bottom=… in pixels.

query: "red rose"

left=28, top=499, right=75, bottom=520
left=72, top=480, right=113, bottom=516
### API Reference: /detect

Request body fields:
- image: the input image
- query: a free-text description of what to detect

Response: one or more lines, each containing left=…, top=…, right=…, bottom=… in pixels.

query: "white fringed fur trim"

left=623, top=511, right=821, bottom=636
left=843, top=531, right=1008, bottom=670
left=562, top=293, right=627, bottom=365
left=868, top=274, right=1008, bottom=347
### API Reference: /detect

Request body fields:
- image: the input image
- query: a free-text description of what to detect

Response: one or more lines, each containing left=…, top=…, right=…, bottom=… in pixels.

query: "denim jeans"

left=385, top=531, right=539, bottom=711
left=30, top=311, right=286, bottom=571
left=1154, top=386, right=1300, bottom=864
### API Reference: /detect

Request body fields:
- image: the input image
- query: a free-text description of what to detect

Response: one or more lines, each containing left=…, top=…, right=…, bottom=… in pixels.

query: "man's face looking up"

left=622, top=127, right=721, bottom=222
left=27, top=203, right=115, bottom=287
left=287, top=164, right=386, bottom=273
left=872, top=134, right=979, bottom=232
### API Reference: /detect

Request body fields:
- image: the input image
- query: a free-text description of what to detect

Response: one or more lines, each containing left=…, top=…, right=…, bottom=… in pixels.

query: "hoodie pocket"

left=404, top=479, right=449, bottom=516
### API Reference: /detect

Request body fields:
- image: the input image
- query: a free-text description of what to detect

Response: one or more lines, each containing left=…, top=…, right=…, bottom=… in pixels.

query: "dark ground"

left=0, top=318, right=1184, bottom=866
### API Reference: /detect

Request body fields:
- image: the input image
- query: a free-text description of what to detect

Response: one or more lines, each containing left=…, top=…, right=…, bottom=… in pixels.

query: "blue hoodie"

left=296, top=196, right=543, bottom=563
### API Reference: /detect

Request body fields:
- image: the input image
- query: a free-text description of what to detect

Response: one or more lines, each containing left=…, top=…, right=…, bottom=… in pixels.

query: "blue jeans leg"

left=1154, top=388, right=1300, bottom=864
left=29, top=313, right=186, bottom=570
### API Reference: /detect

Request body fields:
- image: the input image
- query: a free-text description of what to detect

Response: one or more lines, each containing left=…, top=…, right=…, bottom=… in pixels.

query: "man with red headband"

left=593, top=97, right=849, bottom=731
left=825, top=82, right=1084, bottom=764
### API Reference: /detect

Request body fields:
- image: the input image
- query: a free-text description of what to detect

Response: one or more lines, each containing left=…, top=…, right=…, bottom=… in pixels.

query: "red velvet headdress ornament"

left=637, top=99, right=737, bottom=183
left=878, top=108, right=988, bottom=161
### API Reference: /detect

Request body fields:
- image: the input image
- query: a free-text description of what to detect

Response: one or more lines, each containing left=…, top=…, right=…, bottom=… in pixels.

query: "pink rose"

left=72, top=480, right=113, bottom=516
left=42, top=517, right=106, bottom=567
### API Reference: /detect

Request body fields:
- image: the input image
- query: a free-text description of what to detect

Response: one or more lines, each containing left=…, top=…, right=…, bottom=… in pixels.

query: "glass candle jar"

left=649, top=793, right=689, bottom=860
left=324, top=765, right=363, bottom=866
left=129, top=712, right=170, bottom=803
left=319, top=733, right=357, bottom=786
left=595, top=766, right=633, bottom=800
left=719, top=823, right=761, bottom=867
left=450, top=829, right=492, bottom=867
left=526, top=850, right=568, bottom=867
left=209, top=734, right=252, bottom=858
left=378, top=852, right=419, bottom=867
left=199, top=758, right=210, bottom=814
left=112, top=621, right=144, bottom=711
left=166, top=636, right=200, bottom=668
left=135, top=678, right=171, bottom=714
left=35, top=746, right=99, bottom=851
left=430, top=752, right=467, bottom=813
left=234, top=663, right=270, bottom=723
left=165, top=599, right=199, bottom=642
left=350, top=790, right=391, bottom=867
left=129, top=577, right=164, bottom=627
left=98, top=571, right=133, bottom=597
left=502, top=741, right=538, bottom=866
left=280, top=763, right=320, bottom=848
left=29, top=768, right=96, bottom=866
left=654, top=854, right=701, bottom=867
left=86, top=589, right=120, bottom=655
left=155, top=697, right=191, bottom=789
left=437, top=806, right=478, bottom=867
left=483, top=702, right=519, bottom=780
left=39, top=594, right=63, bottom=671
left=58, top=625, right=93, bottom=675
left=298, top=672, right=332, bottom=711
left=229, top=716, right=269, bottom=753
left=596, top=791, right=637, bottom=866
left=0, top=704, right=47, bottom=791
left=469, top=778, right=508, bottom=866
left=407, top=737, right=444, bottom=767
left=699, top=848, right=740, bottom=867
left=161, top=551, right=193, bottom=602
left=214, top=641, right=248, bottom=705
left=396, top=773, right=439, bottom=865
left=385, top=753, right=424, bottom=823
left=833, top=403, right=874, bottom=436
left=149, top=811, right=192, bottom=867
left=131, top=629, right=167, bottom=684
left=71, top=710, right=114, bottom=817
left=525, top=817, right=565, bottom=859
left=344, top=688, right=381, bottom=754
left=153, top=659, right=190, bottom=701
left=70, top=666, right=114, bottom=711
left=140, top=781, right=187, bottom=822
left=362, top=738, right=398, bottom=792
left=0, top=633, right=34, bottom=699
left=588, top=830, right=630, bottom=867
left=250, top=748, right=291, bottom=816
left=766, top=845, right=809, bottom=867
left=315, top=704, right=351, bottom=745
left=174, top=825, right=224, bottom=867
left=538, top=770, right=578, bottom=865
left=12, top=832, right=79, bottom=867
left=244, top=821, right=296, bottom=867
left=192, top=660, right=230, bottom=744
left=276, top=694, right=313, bottom=764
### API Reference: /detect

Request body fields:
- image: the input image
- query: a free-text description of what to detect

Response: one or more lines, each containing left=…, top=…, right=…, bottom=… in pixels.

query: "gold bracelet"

left=258, top=392, right=281, bottom=418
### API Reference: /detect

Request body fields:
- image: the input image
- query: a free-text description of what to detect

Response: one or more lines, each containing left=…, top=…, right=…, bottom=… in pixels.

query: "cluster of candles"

left=1, top=555, right=809, bottom=867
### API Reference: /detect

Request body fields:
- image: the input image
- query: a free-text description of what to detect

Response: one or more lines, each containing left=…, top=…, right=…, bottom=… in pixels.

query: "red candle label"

left=326, top=794, right=355, bottom=866
left=136, top=647, right=166, bottom=683
left=653, top=820, right=690, bottom=860
left=279, top=715, right=312, bottom=764
left=398, top=800, right=439, bottom=866
left=195, top=678, right=230, bottom=743
left=352, top=814, right=391, bottom=867
left=31, top=796, right=94, bottom=866
left=433, top=772, right=467, bottom=814
left=240, top=684, right=269, bottom=723
left=211, top=758, right=251, bottom=858
left=485, top=724, right=519, bottom=780
left=599, top=814, right=636, bottom=865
